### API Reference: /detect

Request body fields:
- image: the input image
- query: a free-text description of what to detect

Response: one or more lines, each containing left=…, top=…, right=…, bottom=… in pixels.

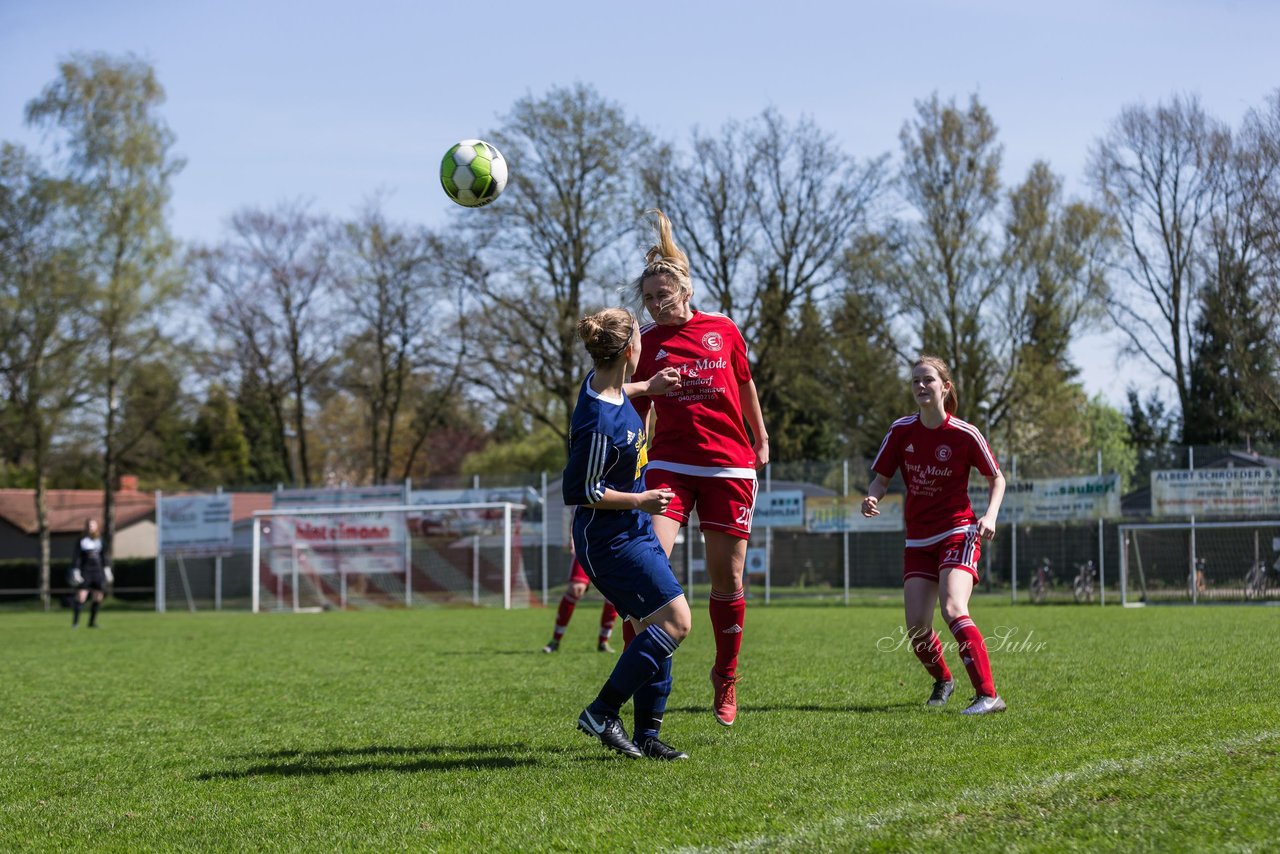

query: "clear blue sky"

left=3, top=0, right=1277, bottom=407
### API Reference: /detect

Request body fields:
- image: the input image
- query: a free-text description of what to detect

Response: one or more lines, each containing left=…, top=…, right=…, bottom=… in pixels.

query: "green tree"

left=764, top=299, right=839, bottom=462
left=0, top=143, right=92, bottom=606
left=460, top=427, right=566, bottom=477
left=113, top=357, right=190, bottom=486
left=837, top=233, right=921, bottom=461
left=1126, top=389, right=1181, bottom=488
left=997, top=163, right=1115, bottom=464
left=188, top=384, right=251, bottom=487
left=25, top=53, right=185, bottom=563
left=235, top=372, right=290, bottom=486
left=1083, top=396, right=1138, bottom=490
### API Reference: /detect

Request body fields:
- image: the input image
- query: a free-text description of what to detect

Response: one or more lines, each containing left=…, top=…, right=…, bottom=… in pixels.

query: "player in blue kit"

left=563, top=307, right=692, bottom=761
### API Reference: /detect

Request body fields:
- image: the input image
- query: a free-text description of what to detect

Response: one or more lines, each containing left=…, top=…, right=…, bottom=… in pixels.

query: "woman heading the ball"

left=862, top=356, right=1007, bottom=714
left=629, top=210, right=768, bottom=727
left=563, top=307, right=692, bottom=760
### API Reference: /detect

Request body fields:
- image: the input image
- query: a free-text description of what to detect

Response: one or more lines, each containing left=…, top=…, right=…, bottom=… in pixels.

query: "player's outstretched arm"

left=862, top=474, right=891, bottom=517
left=624, top=367, right=681, bottom=399
left=587, top=488, right=675, bottom=515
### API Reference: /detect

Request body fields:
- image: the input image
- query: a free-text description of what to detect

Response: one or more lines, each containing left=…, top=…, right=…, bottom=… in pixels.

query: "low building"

left=0, top=479, right=156, bottom=561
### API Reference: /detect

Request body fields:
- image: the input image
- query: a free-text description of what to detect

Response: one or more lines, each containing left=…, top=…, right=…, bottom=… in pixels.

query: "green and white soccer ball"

left=440, top=139, right=508, bottom=207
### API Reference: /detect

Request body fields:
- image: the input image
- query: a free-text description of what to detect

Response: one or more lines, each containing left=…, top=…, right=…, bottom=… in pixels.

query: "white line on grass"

left=680, top=729, right=1280, bottom=852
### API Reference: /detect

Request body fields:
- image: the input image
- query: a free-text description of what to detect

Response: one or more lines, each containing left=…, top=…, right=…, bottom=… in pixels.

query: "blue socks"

left=588, top=624, right=679, bottom=718
left=633, top=655, right=673, bottom=741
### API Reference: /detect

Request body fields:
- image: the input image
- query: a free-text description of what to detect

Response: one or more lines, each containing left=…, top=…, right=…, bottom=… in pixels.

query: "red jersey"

left=870, top=413, right=1000, bottom=543
left=635, top=311, right=756, bottom=477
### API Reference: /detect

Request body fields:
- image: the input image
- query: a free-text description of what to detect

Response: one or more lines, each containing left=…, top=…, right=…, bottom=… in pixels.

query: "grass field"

left=2, top=597, right=1278, bottom=851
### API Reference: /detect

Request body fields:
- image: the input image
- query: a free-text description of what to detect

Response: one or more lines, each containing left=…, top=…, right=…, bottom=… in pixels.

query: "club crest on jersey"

left=701, top=332, right=724, bottom=352
left=935, top=445, right=953, bottom=462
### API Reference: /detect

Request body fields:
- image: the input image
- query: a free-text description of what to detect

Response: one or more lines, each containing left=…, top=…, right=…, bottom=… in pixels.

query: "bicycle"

left=1244, top=555, right=1278, bottom=601
left=1072, top=560, right=1096, bottom=604
left=1030, top=558, right=1053, bottom=604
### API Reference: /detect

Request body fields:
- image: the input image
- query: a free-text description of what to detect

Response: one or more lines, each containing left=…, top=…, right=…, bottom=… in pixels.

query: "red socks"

left=709, top=588, right=745, bottom=677
left=599, top=601, right=618, bottom=643
left=552, top=590, right=580, bottom=639
left=911, top=630, right=952, bottom=682
left=948, top=614, right=995, bottom=697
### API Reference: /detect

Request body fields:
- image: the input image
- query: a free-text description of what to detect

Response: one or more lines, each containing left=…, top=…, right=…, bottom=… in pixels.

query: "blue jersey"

left=562, top=373, right=659, bottom=573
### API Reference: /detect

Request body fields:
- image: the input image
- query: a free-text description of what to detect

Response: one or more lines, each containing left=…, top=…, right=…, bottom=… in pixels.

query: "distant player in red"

left=862, top=355, right=1008, bottom=715
left=542, top=555, right=619, bottom=653
left=630, top=210, right=768, bottom=727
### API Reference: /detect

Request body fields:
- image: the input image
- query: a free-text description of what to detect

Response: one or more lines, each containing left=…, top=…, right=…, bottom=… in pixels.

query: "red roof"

left=0, top=489, right=155, bottom=535
left=231, top=492, right=273, bottom=523
left=0, top=489, right=276, bottom=534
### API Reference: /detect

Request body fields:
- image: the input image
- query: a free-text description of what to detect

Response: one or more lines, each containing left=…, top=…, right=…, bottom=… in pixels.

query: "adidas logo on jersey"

left=627, top=431, right=636, bottom=443
left=655, top=348, right=669, bottom=360
left=905, top=443, right=915, bottom=453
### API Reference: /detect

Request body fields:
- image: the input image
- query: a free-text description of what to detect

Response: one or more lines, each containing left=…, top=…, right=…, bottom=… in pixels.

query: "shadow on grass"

left=665, top=701, right=917, bottom=715
left=435, top=655, right=545, bottom=660
left=198, top=743, right=553, bottom=780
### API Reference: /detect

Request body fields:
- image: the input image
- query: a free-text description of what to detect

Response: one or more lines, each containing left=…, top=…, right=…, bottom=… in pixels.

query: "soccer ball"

left=440, top=139, right=508, bottom=207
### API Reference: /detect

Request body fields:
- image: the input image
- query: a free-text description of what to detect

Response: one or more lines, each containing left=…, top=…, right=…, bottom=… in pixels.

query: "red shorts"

left=643, top=469, right=758, bottom=540
left=903, top=528, right=982, bottom=583
left=568, top=558, right=590, bottom=586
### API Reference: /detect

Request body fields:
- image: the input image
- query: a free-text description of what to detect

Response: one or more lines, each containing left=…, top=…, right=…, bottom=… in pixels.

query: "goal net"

left=250, top=502, right=535, bottom=612
left=1118, top=520, right=1280, bottom=605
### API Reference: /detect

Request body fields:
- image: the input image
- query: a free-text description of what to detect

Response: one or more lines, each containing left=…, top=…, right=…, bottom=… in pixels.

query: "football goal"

left=1117, top=520, right=1280, bottom=605
left=250, top=502, right=533, bottom=612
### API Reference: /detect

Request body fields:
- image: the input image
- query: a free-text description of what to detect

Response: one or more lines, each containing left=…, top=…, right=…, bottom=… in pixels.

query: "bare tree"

left=643, top=120, right=761, bottom=319
left=1186, top=91, right=1280, bottom=439
left=463, top=83, right=654, bottom=441
left=746, top=110, right=889, bottom=406
left=1088, top=95, right=1229, bottom=422
left=198, top=202, right=338, bottom=486
left=332, top=202, right=469, bottom=483
left=891, top=93, right=1005, bottom=424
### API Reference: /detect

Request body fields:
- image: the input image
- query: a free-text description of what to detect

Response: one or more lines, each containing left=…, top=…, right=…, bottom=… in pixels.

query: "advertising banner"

left=157, top=494, right=234, bottom=556
left=753, top=490, right=806, bottom=529
left=968, top=474, right=1121, bottom=522
left=805, top=494, right=905, bottom=533
left=408, top=487, right=536, bottom=538
left=1151, top=468, right=1280, bottom=517
left=270, top=485, right=408, bottom=575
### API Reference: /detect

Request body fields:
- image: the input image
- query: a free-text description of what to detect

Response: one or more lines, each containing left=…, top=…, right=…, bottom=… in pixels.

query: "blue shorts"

left=574, top=536, right=684, bottom=622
